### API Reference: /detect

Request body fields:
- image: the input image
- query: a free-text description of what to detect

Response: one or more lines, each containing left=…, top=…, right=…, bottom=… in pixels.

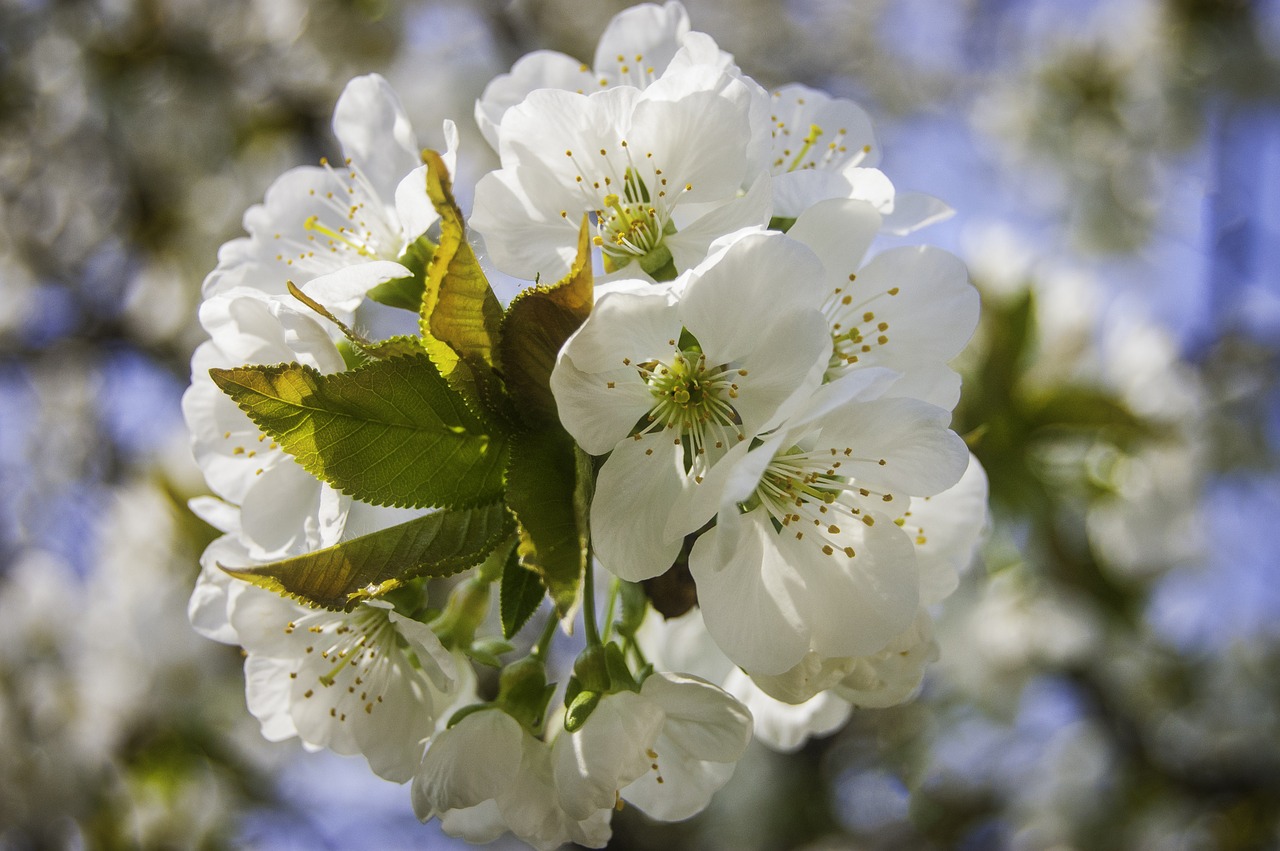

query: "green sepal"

left=612, top=580, right=649, bottom=639
left=367, top=235, right=436, bottom=311
left=336, top=340, right=362, bottom=371
left=603, top=641, right=639, bottom=693
left=505, top=428, right=588, bottom=618
left=768, top=215, right=797, bottom=233
left=466, top=637, right=515, bottom=669
left=569, top=642, right=637, bottom=697
left=500, top=543, right=545, bottom=640
left=498, top=216, right=594, bottom=427
left=572, top=644, right=611, bottom=694
left=498, top=656, right=556, bottom=733
left=431, top=576, right=491, bottom=650
left=563, top=690, right=601, bottom=733
left=561, top=642, right=638, bottom=731
left=210, top=354, right=508, bottom=509
left=446, top=702, right=495, bottom=729
left=218, top=502, right=512, bottom=610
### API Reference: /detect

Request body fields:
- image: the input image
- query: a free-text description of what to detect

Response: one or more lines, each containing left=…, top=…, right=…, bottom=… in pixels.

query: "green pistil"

left=644, top=350, right=739, bottom=434
left=788, top=124, right=824, bottom=172
left=304, top=215, right=375, bottom=258
left=594, top=169, right=678, bottom=275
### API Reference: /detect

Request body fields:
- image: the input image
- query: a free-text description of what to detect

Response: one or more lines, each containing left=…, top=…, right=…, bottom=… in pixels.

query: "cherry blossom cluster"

left=183, top=3, right=988, bottom=847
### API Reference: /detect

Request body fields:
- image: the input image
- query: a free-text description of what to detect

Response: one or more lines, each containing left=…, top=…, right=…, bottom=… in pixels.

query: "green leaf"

left=499, top=216, right=594, bottom=426
left=367, top=276, right=426, bottom=312
left=500, top=543, right=544, bottom=639
left=219, top=502, right=512, bottom=610
left=505, top=428, right=587, bottom=617
left=360, top=335, right=428, bottom=360
left=286, top=282, right=425, bottom=362
left=420, top=150, right=504, bottom=371
left=367, top=235, right=436, bottom=311
left=210, top=355, right=508, bottom=509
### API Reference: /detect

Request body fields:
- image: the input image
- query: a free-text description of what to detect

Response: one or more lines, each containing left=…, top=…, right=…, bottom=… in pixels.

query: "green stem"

left=582, top=560, right=602, bottom=646
left=601, top=577, right=621, bottom=642
left=628, top=635, right=649, bottom=668
left=532, top=611, right=559, bottom=659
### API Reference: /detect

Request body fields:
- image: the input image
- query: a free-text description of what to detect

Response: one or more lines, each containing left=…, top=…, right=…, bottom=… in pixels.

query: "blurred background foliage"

left=2, top=0, right=1279, bottom=848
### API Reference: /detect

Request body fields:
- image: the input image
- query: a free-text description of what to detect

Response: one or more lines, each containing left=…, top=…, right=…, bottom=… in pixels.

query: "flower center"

left=769, top=89, right=876, bottom=174
left=273, top=156, right=401, bottom=274
left=285, top=603, right=399, bottom=719
left=563, top=145, right=690, bottom=279
left=594, top=168, right=680, bottom=276
left=822, top=282, right=901, bottom=380
left=635, top=347, right=745, bottom=464
left=750, top=445, right=897, bottom=560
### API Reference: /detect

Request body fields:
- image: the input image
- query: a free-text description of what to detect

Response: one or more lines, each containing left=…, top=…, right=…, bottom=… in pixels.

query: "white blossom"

left=551, top=673, right=752, bottom=822
left=474, top=1, right=734, bottom=149
left=471, top=65, right=771, bottom=282
left=413, top=708, right=613, bottom=850
left=785, top=197, right=980, bottom=407
left=181, top=289, right=349, bottom=561
left=550, top=232, right=831, bottom=581
left=230, top=590, right=458, bottom=784
left=636, top=608, right=852, bottom=753
left=682, top=372, right=969, bottom=675
left=203, top=74, right=457, bottom=313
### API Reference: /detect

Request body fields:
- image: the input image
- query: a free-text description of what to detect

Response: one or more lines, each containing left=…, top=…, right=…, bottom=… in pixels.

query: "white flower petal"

left=690, top=515, right=810, bottom=674
left=769, top=84, right=879, bottom=171
left=847, top=245, right=979, bottom=366
left=813, top=397, right=969, bottom=497
left=394, top=164, right=435, bottom=244
left=783, top=515, right=919, bottom=660
left=560, top=285, right=681, bottom=370
left=238, top=463, right=330, bottom=559
left=302, top=260, right=413, bottom=315
left=591, top=437, right=687, bottom=581
left=476, top=51, right=596, bottom=150
left=593, top=1, right=691, bottom=76
left=679, top=232, right=824, bottom=363
left=243, top=652, right=298, bottom=742
left=550, top=356, right=654, bottom=455
left=640, top=673, right=752, bottom=763
left=188, top=534, right=247, bottom=644
left=553, top=690, right=664, bottom=820
left=903, top=454, right=989, bottom=605
left=622, top=755, right=735, bottom=822
left=632, top=77, right=761, bottom=203
left=729, top=309, right=831, bottom=435
left=664, top=174, right=773, bottom=273
left=413, top=709, right=523, bottom=818
left=881, top=191, right=954, bottom=235
left=726, top=668, right=851, bottom=753
left=438, top=801, right=508, bottom=845
left=786, top=198, right=883, bottom=294
left=470, top=168, right=582, bottom=281
left=332, top=74, right=420, bottom=204
left=187, top=495, right=239, bottom=534
left=834, top=611, right=938, bottom=709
